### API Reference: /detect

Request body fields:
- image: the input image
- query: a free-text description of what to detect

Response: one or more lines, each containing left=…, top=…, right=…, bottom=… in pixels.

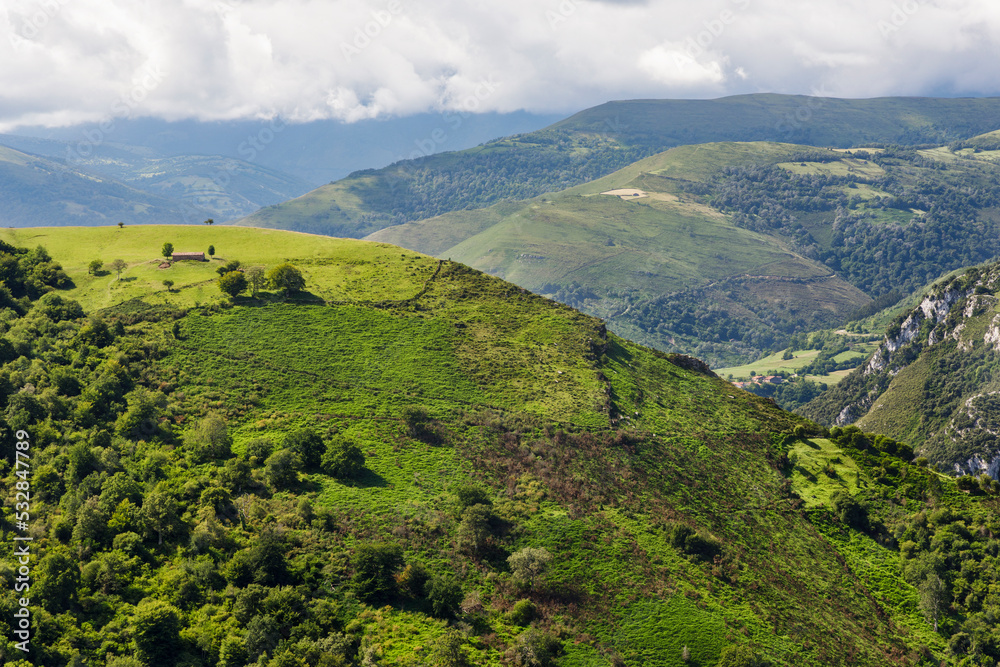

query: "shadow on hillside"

left=296, top=478, right=324, bottom=493
left=233, top=290, right=326, bottom=306
left=342, top=468, right=388, bottom=489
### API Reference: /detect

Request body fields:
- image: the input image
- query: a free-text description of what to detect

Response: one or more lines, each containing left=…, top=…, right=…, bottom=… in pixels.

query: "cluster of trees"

left=538, top=282, right=599, bottom=309
left=816, top=426, right=1000, bottom=660
left=217, top=261, right=306, bottom=299
left=613, top=285, right=819, bottom=368
left=0, top=242, right=72, bottom=300
left=88, top=258, right=128, bottom=280
left=741, top=377, right=828, bottom=413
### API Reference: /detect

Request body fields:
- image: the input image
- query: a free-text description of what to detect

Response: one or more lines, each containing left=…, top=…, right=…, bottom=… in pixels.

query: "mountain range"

left=236, top=94, right=1000, bottom=237
left=0, top=111, right=559, bottom=226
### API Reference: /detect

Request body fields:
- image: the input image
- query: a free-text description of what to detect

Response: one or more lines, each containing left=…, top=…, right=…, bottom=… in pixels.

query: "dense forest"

left=712, top=148, right=1000, bottom=298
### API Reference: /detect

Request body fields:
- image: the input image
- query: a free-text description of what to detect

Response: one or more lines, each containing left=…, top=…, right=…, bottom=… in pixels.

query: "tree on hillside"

left=208, top=245, right=215, bottom=257
left=245, top=265, right=266, bottom=296
left=426, top=575, right=463, bottom=619
left=88, top=259, right=103, bottom=275
left=351, top=543, right=403, bottom=603
left=401, top=405, right=432, bottom=439
left=188, top=412, right=233, bottom=461
left=508, top=547, right=552, bottom=590
left=218, top=271, right=248, bottom=299
left=117, top=221, right=124, bottom=229
left=162, top=279, right=174, bottom=292
left=919, top=574, right=949, bottom=632
left=267, top=263, right=305, bottom=294
left=133, top=599, right=182, bottom=665
left=831, top=491, right=869, bottom=531
left=263, top=449, right=301, bottom=489
left=457, top=504, right=495, bottom=556
left=204, top=218, right=214, bottom=226
left=142, top=491, right=179, bottom=545
left=431, top=629, right=472, bottom=667
left=321, top=437, right=366, bottom=479
left=284, top=429, right=325, bottom=470
left=161, top=242, right=174, bottom=258
left=109, top=259, right=128, bottom=280
left=217, top=259, right=241, bottom=276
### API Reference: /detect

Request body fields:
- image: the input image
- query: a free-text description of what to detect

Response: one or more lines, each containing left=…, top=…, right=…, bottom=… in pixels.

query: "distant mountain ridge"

left=0, top=144, right=213, bottom=227
left=0, top=135, right=314, bottom=223
left=236, top=94, right=1000, bottom=237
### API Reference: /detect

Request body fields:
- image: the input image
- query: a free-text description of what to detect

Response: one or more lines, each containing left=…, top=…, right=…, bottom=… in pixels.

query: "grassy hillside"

left=0, top=226, right=433, bottom=313
left=368, top=143, right=874, bottom=367
left=235, top=94, right=1000, bottom=238
left=1, top=225, right=995, bottom=666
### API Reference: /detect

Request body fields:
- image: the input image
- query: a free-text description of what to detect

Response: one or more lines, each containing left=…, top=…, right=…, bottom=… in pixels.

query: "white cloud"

left=1, top=0, right=1000, bottom=130
left=637, top=44, right=727, bottom=87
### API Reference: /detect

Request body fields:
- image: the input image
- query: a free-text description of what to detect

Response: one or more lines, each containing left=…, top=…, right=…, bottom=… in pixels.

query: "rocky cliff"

left=802, top=262, right=1000, bottom=475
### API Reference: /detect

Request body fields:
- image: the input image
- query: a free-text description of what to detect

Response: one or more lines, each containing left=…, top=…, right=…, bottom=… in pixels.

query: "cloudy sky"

left=1, top=0, right=998, bottom=131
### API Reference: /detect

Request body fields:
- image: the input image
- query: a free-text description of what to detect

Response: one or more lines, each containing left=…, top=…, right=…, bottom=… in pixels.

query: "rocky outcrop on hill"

left=801, top=263, right=1000, bottom=475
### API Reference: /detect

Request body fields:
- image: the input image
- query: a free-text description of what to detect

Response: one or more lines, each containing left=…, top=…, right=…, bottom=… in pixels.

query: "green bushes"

left=351, top=543, right=404, bottom=604
left=453, top=483, right=491, bottom=512
left=668, top=523, right=722, bottom=561
left=263, top=449, right=301, bottom=489
left=321, top=437, right=366, bottom=479
left=132, top=599, right=182, bottom=665
left=507, top=547, right=552, bottom=589
left=243, top=437, right=274, bottom=465
left=507, top=599, right=538, bottom=626
left=401, top=405, right=433, bottom=440
left=267, top=263, right=306, bottom=294
left=218, top=270, right=247, bottom=299
left=284, top=428, right=325, bottom=470
left=504, top=629, right=563, bottom=667
left=186, top=412, right=232, bottom=461
left=426, top=575, right=463, bottom=619
left=830, top=491, right=869, bottom=531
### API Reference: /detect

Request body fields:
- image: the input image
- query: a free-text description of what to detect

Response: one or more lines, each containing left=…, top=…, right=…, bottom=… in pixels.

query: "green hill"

left=368, top=139, right=1000, bottom=366
left=3, top=226, right=999, bottom=666
left=235, top=94, right=1000, bottom=237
